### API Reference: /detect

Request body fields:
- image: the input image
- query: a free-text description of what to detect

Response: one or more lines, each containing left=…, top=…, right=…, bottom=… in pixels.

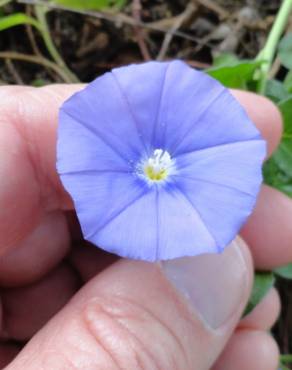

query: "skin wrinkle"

left=41, top=350, right=80, bottom=370
left=120, top=296, right=190, bottom=368
left=83, top=294, right=189, bottom=370
left=96, top=304, right=161, bottom=370
left=114, top=320, right=162, bottom=370
left=63, top=317, right=119, bottom=370
left=102, top=293, right=191, bottom=369
left=83, top=302, right=133, bottom=370
left=62, top=340, right=104, bottom=370
left=108, top=302, right=166, bottom=370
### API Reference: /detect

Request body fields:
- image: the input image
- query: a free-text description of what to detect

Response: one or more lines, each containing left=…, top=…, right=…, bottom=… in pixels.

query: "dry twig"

left=0, top=52, right=73, bottom=83
left=5, top=59, right=24, bottom=84
left=157, top=2, right=198, bottom=61
left=194, top=0, right=229, bottom=20
left=18, top=0, right=207, bottom=45
left=132, top=0, right=151, bottom=60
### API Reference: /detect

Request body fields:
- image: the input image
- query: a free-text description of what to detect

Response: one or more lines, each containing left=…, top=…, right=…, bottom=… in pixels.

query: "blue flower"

left=57, top=60, right=266, bottom=261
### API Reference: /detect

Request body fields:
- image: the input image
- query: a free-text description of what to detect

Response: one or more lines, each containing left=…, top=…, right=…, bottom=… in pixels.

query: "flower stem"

left=35, top=4, right=79, bottom=83
left=256, top=0, right=292, bottom=94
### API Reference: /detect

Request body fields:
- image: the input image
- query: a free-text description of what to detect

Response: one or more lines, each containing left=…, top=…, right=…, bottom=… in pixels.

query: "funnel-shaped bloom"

left=57, top=61, right=266, bottom=261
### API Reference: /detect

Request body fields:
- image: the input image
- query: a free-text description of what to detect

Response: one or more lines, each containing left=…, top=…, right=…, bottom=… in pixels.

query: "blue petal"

left=175, top=140, right=266, bottom=195
left=151, top=60, right=261, bottom=155
left=60, top=171, right=146, bottom=240
left=154, top=60, right=225, bottom=150
left=172, top=90, right=262, bottom=156
left=57, top=110, right=130, bottom=174
left=92, top=184, right=217, bottom=261
left=112, top=62, right=169, bottom=153
left=173, top=176, right=259, bottom=249
left=92, top=189, right=158, bottom=260
left=156, top=185, right=217, bottom=259
left=60, top=72, right=147, bottom=162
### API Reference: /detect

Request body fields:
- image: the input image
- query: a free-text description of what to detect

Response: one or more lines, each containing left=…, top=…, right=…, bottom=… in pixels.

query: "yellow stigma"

left=143, top=149, right=173, bottom=182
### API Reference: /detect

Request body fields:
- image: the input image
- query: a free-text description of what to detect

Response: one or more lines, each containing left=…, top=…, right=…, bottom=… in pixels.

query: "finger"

left=70, top=242, right=118, bottom=282
left=0, top=85, right=82, bottom=254
left=0, top=86, right=281, bottom=254
left=239, top=287, right=280, bottom=331
left=66, top=211, right=83, bottom=242
left=241, top=185, right=292, bottom=269
left=231, top=90, right=282, bottom=156
left=6, top=238, right=252, bottom=370
left=0, top=343, right=20, bottom=369
left=212, top=330, right=279, bottom=370
left=1, top=264, right=79, bottom=341
left=0, top=211, right=70, bottom=287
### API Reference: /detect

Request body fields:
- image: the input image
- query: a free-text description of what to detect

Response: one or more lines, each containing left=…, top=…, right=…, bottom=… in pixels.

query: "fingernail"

left=161, top=239, right=248, bottom=330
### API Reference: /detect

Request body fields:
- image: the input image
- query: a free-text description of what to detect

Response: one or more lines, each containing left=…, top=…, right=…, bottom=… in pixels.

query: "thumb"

left=6, top=238, right=252, bottom=370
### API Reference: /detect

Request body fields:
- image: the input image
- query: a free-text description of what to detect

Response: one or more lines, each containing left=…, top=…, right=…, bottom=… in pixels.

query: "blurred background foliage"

left=0, top=0, right=292, bottom=368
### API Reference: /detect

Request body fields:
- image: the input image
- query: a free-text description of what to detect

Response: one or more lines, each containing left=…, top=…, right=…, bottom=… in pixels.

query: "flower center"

left=143, top=149, right=174, bottom=182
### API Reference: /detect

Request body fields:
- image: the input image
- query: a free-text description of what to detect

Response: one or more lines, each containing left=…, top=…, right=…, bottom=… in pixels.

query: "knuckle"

left=81, top=295, right=188, bottom=370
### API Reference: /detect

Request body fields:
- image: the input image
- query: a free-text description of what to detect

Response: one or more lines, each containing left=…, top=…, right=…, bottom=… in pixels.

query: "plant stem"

left=257, top=0, right=292, bottom=93
left=0, top=51, right=76, bottom=83
left=35, top=4, right=79, bottom=83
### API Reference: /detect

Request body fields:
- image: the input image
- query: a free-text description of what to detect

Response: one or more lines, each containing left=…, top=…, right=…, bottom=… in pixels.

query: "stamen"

left=139, top=149, right=174, bottom=183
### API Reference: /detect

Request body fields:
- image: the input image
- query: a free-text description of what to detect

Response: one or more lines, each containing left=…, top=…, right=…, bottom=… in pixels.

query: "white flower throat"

left=141, top=149, right=174, bottom=183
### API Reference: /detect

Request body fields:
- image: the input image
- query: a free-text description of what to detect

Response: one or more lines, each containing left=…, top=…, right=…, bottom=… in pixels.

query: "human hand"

left=0, top=85, right=286, bottom=369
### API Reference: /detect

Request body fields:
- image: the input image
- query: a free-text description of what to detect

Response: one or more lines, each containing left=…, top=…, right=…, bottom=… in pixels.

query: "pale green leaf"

left=244, top=272, right=275, bottom=316
left=274, top=263, right=292, bottom=279
left=0, top=13, right=41, bottom=32
left=278, top=33, right=292, bottom=69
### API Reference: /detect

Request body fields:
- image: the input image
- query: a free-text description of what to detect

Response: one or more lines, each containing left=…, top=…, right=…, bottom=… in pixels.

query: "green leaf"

left=278, top=33, right=292, bottom=69
left=279, top=365, right=291, bottom=370
left=274, top=263, right=292, bottom=279
left=265, top=79, right=289, bottom=103
left=207, top=60, right=262, bottom=89
left=277, top=183, right=292, bottom=196
left=31, top=78, right=48, bottom=87
left=52, top=0, right=126, bottom=10
left=212, top=53, right=238, bottom=67
left=273, top=139, right=292, bottom=177
left=264, top=156, right=292, bottom=197
left=0, top=13, right=41, bottom=32
left=263, top=156, right=282, bottom=183
left=280, top=354, right=292, bottom=364
left=284, top=70, right=292, bottom=93
left=244, top=272, right=275, bottom=316
left=278, top=96, right=292, bottom=136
